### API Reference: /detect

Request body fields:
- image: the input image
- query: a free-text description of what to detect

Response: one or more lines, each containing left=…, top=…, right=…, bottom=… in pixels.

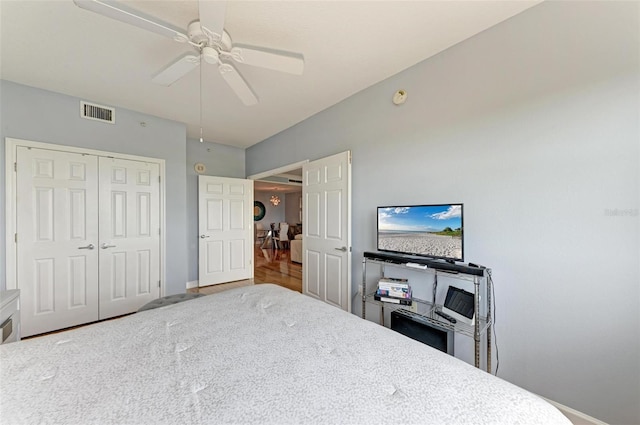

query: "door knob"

left=101, top=243, right=116, bottom=249
left=78, top=244, right=95, bottom=250
left=200, top=235, right=210, bottom=239
left=334, top=246, right=347, bottom=252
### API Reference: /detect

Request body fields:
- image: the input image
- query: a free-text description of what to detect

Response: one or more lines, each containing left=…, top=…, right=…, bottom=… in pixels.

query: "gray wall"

left=285, top=191, right=302, bottom=225
left=185, top=139, right=245, bottom=283
left=254, top=192, right=285, bottom=229
left=0, top=80, right=188, bottom=296
left=246, top=2, right=639, bottom=424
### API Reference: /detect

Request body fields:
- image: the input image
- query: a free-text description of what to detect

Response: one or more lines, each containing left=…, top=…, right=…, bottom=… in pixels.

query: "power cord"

left=487, top=268, right=500, bottom=376
left=433, top=273, right=438, bottom=305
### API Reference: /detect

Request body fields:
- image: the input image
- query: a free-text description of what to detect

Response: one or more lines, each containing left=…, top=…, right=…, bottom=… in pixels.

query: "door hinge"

left=158, top=281, right=161, bottom=288
left=14, top=233, right=17, bottom=243
left=14, top=162, right=17, bottom=172
left=158, top=176, right=161, bottom=183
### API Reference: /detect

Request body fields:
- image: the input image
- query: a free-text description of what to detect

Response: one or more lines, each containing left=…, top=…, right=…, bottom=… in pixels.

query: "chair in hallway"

left=255, top=223, right=268, bottom=245
left=274, top=223, right=290, bottom=249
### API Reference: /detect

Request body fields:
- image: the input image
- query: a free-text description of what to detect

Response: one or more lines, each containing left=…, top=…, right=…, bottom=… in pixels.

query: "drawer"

left=0, top=290, right=21, bottom=344
left=2, top=316, right=15, bottom=343
left=0, top=297, right=19, bottom=324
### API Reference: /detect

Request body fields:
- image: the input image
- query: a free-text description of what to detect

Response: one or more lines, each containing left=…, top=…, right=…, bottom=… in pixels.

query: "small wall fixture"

left=270, top=195, right=281, bottom=206
left=392, top=89, right=407, bottom=105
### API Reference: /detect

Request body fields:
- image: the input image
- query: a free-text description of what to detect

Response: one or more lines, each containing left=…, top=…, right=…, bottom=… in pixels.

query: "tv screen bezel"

left=376, top=203, right=464, bottom=262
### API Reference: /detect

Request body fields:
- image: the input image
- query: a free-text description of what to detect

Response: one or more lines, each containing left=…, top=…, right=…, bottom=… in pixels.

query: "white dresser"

left=0, top=290, right=21, bottom=344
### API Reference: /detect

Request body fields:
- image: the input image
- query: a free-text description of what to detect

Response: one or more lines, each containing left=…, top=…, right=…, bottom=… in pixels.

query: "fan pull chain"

left=199, top=50, right=204, bottom=143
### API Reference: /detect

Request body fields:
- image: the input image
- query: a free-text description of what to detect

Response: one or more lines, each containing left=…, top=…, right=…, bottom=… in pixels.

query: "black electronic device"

left=377, top=204, right=463, bottom=262
left=434, top=310, right=457, bottom=324
left=391, top=309, right=454, bottom=355
left=363, top=252, right=484, bottom=276
left=442, top=286, right=475, bottom=325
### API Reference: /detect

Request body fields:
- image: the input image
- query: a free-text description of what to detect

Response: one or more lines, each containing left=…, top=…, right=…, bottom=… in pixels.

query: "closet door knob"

left=200, top=235, right=210, bottom=239
left=78, top=244, right=95, bottom=250
left=101, top=243, right=116, bottom=249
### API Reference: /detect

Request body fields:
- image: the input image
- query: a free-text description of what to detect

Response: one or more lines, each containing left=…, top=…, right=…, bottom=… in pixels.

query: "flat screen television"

left=377, top=204, right=463, bottom=262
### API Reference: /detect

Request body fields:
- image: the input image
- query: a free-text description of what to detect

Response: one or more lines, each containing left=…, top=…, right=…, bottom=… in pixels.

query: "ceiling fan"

left=73, top=0, right=304, bottom=106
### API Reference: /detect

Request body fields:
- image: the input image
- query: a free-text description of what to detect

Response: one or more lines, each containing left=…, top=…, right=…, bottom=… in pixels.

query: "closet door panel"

left=16, top=147, right=100, bottom=337
left=98, top=157, right=160, bottom=319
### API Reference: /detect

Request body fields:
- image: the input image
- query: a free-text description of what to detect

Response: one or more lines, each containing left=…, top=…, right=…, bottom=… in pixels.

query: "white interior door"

left=16, top=147, right=100, bottom=337
left=98, top=157, right=161, bottom=319
left=303, top=151, right=352, bottom=312
left=198, top=175, right=254, bottom=286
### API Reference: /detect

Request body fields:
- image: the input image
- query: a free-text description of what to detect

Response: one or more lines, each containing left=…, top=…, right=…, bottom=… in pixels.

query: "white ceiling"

left=254, top=179, right=301, bottom=194
left=0, top=1, right=540, bottom=149
left=255, top=169, right=302, bottom=193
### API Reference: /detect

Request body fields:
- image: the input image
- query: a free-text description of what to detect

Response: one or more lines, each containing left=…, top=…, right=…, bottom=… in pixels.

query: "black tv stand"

left=363, top=251, right=484, bottom=276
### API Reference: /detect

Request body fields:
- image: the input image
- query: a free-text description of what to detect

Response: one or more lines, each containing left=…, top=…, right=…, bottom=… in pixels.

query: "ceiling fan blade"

left=198, top=0, right=227, bottom=41
left=152, top=54, right=200, bottom=86
left=218, top=63, right=258, bottom=106
left=228, top=45, right=304, bottom=75
left=74, top=0, right=189, bottom=43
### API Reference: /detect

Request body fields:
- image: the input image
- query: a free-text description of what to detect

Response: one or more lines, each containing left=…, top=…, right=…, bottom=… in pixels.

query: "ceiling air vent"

left=80, top=101, right=115, bottom=124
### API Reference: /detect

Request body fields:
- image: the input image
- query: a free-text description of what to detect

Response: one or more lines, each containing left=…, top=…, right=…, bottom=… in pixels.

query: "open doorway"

left=250, top=151, right=352, bottom=310
left=252, top=167, right=304, bottom=292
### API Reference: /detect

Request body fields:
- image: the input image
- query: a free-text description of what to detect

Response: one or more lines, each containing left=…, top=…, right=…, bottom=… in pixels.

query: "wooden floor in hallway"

left=190, top=244, right=302, bottom=295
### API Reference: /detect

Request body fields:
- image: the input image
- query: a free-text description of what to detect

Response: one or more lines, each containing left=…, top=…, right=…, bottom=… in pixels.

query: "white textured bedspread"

left=0, top=284, right=570, bottom=424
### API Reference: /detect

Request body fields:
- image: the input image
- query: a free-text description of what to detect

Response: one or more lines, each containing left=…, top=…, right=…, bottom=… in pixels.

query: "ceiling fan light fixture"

left=202, top=46, right=219, bottom=65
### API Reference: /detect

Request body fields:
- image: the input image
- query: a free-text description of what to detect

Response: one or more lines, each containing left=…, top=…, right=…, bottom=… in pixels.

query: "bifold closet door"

left=16, top=147, right=100, bottom=337
left=98, top=157, right=161, bottom=319
left=16, top=149, right=162, bottom=336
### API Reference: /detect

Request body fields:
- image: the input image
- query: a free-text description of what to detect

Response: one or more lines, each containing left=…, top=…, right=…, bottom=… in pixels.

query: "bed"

left=0, top=284, right=570, bottom=424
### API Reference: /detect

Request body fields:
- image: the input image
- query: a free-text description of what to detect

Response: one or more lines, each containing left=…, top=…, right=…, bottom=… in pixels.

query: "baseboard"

left=542, top=397, right=608, bottom=425
left=186, top=280, right=199, bottom=289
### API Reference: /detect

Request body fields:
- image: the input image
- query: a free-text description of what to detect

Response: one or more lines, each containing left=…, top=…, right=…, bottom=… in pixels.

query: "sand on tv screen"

left=377, top=204, right=463, bottom=261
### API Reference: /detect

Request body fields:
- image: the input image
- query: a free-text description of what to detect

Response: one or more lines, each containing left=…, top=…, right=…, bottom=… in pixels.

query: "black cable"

left=487, top=269, right=499, bottom=376
left=433, top=273, right=438, bottom=306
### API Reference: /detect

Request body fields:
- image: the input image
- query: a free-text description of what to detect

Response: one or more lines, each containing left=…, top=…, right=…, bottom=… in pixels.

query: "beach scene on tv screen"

left=378, top=205, right=463, bottom=260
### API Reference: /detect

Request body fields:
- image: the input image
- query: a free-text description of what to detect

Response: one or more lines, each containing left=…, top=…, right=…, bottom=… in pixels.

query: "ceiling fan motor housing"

left=187, top=20, right=209, bottom=45
left=188, top=20, right=233, bottom=52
